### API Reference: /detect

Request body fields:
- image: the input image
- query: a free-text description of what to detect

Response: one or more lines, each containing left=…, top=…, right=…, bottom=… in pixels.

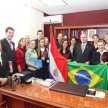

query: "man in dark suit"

left=34, top=30, right=43, bottom=50
left=73, top=33, right=95, bottom=65
left=1, top=27, right=16, bottom=74
left=56, top=33, right=63, bottom=49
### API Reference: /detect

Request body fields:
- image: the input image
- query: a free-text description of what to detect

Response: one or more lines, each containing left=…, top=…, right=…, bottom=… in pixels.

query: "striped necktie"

left=82, top=44, right=85, bottom=54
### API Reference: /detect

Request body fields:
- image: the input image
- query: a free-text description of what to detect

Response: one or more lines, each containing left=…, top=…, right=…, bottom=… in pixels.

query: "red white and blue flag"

left=49, top=30, right=68, bottom=82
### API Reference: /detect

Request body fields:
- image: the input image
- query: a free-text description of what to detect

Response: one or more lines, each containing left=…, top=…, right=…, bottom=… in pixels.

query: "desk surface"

left=0, top=83, right=108, bottom=108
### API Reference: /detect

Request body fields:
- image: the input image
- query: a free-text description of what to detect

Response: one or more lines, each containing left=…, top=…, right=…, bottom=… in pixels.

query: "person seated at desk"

left=0, top=41, right=9, bottom=86
left=92, top=40, right=108, bottom=65
left=59, top=39, right=71, bottom=62
left=92, top=34, right=99, bottom=50
left=25, top=40, right=40, bottom=77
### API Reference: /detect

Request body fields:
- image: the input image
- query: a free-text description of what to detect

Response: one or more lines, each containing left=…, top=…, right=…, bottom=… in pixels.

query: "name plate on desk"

left=49, top=82, right=89, bottom=97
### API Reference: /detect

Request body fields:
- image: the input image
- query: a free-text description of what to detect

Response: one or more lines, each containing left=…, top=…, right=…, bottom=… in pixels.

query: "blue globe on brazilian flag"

left=68, top=62, right=108, bottom=90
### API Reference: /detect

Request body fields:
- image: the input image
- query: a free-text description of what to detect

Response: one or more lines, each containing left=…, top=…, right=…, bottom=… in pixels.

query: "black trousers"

left=28, top=69, right=37, bottom=77
left=36, top=68, right=49, bottom=80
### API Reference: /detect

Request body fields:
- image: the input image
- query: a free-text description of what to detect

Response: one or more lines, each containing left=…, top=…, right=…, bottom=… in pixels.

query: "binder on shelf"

left=71, top=30, right=73, bottom=38
left=74, top=30, right=77, bottom=38
left=65, top=31, right=68, bottom=38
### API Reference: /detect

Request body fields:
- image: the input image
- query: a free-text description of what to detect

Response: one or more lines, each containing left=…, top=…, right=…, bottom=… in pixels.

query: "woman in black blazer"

left=59, top=39, right=71, bottom=62
left=92, top=40, right=108, bottom=65
left=70, top=37, right=76, bottom=59
left=0, top=41, right=10, bottom=86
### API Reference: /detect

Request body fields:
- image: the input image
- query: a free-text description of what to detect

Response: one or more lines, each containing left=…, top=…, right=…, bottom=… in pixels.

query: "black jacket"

left=92, top=51, right=108, bottom=65
left=60, top=49, right=71, bottom=60
left=34, top=39, right=39, bottom=50
left=0, top=53, right=10, bottom=78
left=1, top=38, right=16, bottom=73
left=73, top=43, right=95, bottom=64
left=37, top=47, right=48, bottom=69
left=56, top=41, right=61, bottom=49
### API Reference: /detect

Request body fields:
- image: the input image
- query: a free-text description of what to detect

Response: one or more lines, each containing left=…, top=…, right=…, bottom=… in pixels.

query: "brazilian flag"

left=68, top=62, right=108, bottom=90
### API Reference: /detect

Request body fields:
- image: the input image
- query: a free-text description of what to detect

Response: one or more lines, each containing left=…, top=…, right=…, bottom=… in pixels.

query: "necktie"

left=9, top=42, right=12, bottom=50
left=82, top=44, right=85, bottom=54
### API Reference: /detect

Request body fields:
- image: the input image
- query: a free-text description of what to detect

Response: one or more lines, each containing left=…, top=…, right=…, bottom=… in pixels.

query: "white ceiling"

left=23, top=0, right=108, bottom=15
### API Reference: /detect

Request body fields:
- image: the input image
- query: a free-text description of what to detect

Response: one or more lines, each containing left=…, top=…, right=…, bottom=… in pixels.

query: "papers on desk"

left=86, top=89, right=105, bottom=98
left=26, top=77, right=43, bottom=83
left=40, top=79, right=56, bottom=87
left=34, top=60, right=42, bottom=68
left=97, top=91, right=105, bottom=98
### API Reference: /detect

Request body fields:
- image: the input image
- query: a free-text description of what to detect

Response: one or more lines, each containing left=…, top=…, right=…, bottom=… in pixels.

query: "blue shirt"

left=25, top=48, right=38, bottom=71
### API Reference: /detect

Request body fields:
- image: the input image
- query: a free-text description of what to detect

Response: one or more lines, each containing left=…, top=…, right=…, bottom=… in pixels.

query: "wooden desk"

left=0, top=83, right=108, bottom=108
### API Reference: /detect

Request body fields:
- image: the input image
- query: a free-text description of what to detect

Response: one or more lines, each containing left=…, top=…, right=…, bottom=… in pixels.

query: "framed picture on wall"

left=87, top=29, right=97, bottom=41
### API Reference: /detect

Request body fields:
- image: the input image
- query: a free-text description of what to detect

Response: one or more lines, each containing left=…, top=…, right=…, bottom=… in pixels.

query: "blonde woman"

left=103, top=33, right=108, bottom=50
left=92, top=40, right=108, bottom=65
left=25, top=35, right=30, bottom=50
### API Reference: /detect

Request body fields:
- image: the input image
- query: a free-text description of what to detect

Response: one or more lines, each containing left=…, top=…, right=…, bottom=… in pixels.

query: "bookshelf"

left=54, top=24, right=108, bottom=45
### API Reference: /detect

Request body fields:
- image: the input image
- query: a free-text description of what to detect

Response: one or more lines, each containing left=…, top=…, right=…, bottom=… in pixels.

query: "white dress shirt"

left=0, top=52, right=2, bottom=65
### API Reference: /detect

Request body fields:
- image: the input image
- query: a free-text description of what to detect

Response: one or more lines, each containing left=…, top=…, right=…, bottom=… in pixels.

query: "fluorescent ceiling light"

left=40, top=0, right=67, bottom=7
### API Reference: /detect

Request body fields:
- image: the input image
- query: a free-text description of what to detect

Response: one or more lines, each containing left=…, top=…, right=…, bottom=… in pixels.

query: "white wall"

left=0, top=0, right=43, bottom=48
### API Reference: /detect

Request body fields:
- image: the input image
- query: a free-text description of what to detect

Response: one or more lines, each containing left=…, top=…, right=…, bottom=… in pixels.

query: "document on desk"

left=86, top=89, right=105, bottom=98
left=34, top=60, right=42, bottom=68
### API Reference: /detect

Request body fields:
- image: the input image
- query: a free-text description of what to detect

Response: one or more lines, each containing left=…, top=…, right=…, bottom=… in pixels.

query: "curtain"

left=27, top=6, right=44, bottom=40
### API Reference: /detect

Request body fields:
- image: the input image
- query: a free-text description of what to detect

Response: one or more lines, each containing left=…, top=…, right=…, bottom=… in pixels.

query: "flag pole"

left=50, top=25, right=52, bottom=40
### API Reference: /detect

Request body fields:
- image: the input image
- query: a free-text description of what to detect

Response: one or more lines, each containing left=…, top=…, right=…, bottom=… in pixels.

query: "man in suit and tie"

left=73, top=33, right=95, bottom=65
left=56, top=33, right=63, bottom=49
left=1, top=27, right=16, bottom=74
left=34, top=30, right=43, bottom=50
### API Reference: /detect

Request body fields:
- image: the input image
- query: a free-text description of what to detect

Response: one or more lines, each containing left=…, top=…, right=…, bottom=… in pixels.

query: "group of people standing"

left=0, top=26, right=108, bottom=86
left=0, top=27, right=49, bottom=86
left=56, top=32, right=108, bottom=65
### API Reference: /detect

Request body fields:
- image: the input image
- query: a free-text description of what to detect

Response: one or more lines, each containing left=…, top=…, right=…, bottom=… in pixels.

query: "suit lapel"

left=4, top=38, right=14, bottom=51
left=4, top=38, right=10, bottom=46
left=79, top=44, right=82, bottom=55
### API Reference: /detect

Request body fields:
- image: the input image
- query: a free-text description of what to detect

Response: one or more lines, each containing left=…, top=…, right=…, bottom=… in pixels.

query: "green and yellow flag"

left=68, top=62, right=108, bottom=90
